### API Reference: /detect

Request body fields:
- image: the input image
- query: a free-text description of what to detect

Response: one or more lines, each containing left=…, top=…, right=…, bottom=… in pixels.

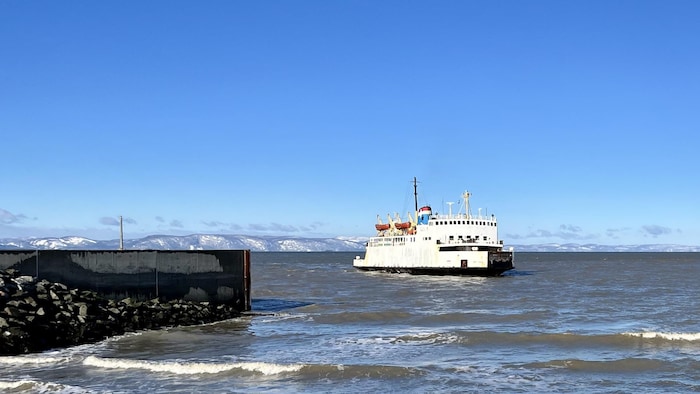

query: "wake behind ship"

left=353, top=181, right=514, bottom=276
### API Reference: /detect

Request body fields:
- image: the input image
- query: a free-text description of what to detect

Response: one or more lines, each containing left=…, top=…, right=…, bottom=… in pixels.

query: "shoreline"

left=0, top=269, right=241, bottom=356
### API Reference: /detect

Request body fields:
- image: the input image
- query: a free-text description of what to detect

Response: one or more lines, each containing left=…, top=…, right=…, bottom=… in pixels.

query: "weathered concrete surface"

left=0, top=250, right=251, bottom=311
left=0, top=269, right=244, bottom=355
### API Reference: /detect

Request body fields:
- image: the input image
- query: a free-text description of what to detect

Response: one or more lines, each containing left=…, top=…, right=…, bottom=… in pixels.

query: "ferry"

left=353, top=180, right=514, bottom=276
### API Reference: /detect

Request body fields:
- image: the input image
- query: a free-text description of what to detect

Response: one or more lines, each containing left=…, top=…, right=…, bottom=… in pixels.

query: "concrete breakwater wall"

left=0, top=268, right=244, bottom=355
left=0, top=250, right=251, bottom=311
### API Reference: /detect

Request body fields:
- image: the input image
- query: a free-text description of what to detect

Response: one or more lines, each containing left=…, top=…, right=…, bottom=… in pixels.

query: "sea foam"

left=83, top=356, right=304, bottom=375
left=0, top=355, right=70, bottom=365
left=0, top=379, right=89, bottom=393
left=622, top=331, right=700, bottom=341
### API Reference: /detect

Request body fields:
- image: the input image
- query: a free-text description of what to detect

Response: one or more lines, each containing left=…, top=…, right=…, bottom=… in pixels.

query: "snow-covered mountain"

left=0, top=234, right=366, bottom=252
left=0, top=235, right=697, bottom=252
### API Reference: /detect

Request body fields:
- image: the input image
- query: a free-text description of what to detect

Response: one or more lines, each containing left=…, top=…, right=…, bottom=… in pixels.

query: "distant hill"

left=0, top=234, right=365, bottom=252
left=0, top=235, right=697, bottom=252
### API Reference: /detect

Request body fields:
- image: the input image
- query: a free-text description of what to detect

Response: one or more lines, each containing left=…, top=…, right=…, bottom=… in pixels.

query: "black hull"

left=354, top=266, right=513, bottom=277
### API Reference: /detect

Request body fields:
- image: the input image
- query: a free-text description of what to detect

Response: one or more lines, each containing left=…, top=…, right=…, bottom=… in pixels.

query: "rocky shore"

left=0, top=268, right=241, bottom=355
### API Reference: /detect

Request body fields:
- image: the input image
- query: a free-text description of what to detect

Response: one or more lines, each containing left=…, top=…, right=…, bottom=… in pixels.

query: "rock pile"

left=0, top=268, right=241, bottom=355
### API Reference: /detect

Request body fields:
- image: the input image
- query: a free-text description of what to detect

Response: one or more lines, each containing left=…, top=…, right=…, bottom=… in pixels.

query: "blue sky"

left=1, top=1, right=698, bottom=245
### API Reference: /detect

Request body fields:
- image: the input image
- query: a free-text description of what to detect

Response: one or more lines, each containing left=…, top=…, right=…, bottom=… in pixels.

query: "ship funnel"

left=417, top=206, right=432, bottom=225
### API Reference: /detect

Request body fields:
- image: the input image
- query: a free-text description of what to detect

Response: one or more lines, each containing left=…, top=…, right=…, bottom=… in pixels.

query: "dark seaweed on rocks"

left=0, top=268, right=241, bottom=355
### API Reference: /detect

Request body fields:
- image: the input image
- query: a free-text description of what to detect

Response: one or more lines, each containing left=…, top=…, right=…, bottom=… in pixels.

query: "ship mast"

left=463, top=191, right=471, bottom=219
left=413, top=176, right=418, bottom=213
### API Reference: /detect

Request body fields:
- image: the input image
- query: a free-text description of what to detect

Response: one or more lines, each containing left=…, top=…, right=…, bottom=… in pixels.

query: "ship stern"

left=488, top=250, right=514, bottom=274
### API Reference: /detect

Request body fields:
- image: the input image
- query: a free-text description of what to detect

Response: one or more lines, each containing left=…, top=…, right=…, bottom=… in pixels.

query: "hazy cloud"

left=557, top=224, right=590, bottom=240
left=248, top=223, right=300, bottom=233
left=559, top=224, right=581, bottom=233
left=606, top=227, right=631, bottom=239
left=203, top=220, right=226, bottom=227
left=99, top=216, right=137, bottom=226
left=299, top=221, right=325, bottom=232
left=99, top=217, right=119, bottom=226
left=248, top=223, right=268, bottom=231
left=154, top=216, right=184, bottom=229
left=202, top=221, right=243, bottom=232
left=271, top=222, right=299, bottom=232
left=507, top=224, right=596, bottom=241
left=641, top=225, right=674, bottom=238
left=0, top=209, right=28, bottom=224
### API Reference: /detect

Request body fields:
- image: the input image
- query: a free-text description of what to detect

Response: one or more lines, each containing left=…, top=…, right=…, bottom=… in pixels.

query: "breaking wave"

left=83, top=356, right=422, bottom=379
left=83, top=356, right=304, bottom=375
left=340, top=329, right=700, bottom=349
left=622, top=331, right=700, bottom=341
left=0, top=355, right=71, bottom=365
left=0, top=379, right=90, bottom=393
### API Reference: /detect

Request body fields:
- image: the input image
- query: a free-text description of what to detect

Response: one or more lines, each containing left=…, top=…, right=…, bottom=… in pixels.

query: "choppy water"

left=1, top=252, right=700, bottom=393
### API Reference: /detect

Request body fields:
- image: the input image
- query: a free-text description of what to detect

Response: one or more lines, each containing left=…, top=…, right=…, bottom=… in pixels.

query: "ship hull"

left=353, top=266, right=512, bottom=276
left=353, top=247, right=514, bottom=277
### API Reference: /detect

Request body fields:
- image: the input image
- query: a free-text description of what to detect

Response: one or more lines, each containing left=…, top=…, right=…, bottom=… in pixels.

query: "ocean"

left=1, top=252, right=700, bottom=393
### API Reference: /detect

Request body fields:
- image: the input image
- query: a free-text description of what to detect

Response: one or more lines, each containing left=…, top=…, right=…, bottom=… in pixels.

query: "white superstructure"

left=353, top=184, right=514, bottom=276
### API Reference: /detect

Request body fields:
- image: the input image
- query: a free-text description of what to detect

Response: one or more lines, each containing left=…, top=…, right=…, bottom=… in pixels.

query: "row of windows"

left=451, top=235, right=487, bottom=241
left=432, top=220, right=496, bottom=226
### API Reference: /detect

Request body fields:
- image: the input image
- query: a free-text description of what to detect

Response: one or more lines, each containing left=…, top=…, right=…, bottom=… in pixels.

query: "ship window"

left=449, top=236, right=454, bottom=241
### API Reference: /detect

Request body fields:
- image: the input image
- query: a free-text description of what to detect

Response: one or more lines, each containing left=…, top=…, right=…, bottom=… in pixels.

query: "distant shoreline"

left=1, top=234, right=698, bottom=252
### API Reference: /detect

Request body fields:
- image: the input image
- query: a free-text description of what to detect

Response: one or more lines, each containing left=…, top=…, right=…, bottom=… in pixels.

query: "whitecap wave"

left=391, top=332, right=461, bottom=345
left=0, top=379, right=88, bottom=393
left=622, top=331, right=700, bottom=341
left=0, top=355, right=70, bottom=365
left=83, top=355, right=304, bottom=375
left=0, top=380, right=36, bottom=390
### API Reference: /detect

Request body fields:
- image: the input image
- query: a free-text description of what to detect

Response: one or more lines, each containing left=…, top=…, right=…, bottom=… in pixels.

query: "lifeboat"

left=395, top=222, right=411, bottom=230
left=375, top=223, right=390, bottom=231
